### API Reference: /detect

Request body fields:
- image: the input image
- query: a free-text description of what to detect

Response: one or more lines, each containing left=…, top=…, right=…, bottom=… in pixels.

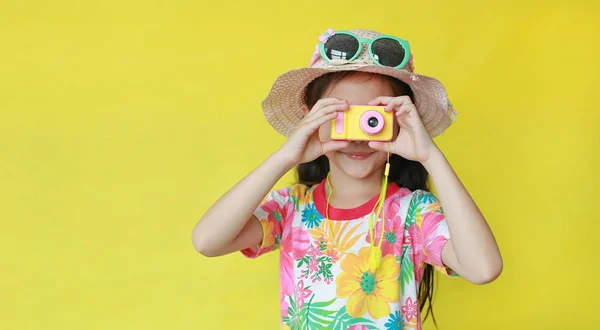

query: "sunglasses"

left=319, top=31, right=411, bottom=69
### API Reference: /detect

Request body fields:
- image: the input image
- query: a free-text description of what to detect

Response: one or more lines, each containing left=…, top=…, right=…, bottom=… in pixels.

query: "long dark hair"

left=297, top=71, right=438, bottom=326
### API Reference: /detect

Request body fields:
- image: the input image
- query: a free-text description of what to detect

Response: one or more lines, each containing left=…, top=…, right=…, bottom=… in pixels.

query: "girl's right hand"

left=278, top=98, right=350, bottom=166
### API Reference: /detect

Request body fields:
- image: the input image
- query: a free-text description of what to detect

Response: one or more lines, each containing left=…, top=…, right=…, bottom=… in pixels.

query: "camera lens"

left=360, top=110, right=384, bottom=136
left=368, top=117, right=379, bottom=128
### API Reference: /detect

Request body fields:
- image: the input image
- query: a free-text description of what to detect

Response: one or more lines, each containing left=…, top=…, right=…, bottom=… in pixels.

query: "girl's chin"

left=332, top=152, right=383, bottom=179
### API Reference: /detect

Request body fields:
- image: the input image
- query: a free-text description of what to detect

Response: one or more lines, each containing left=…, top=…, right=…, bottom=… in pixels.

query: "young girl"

left=192, top=28, right=502, bottom=330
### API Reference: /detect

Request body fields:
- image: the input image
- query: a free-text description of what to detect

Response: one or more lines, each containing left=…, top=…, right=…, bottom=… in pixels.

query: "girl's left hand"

left=367, top=96, right=438, bottom=163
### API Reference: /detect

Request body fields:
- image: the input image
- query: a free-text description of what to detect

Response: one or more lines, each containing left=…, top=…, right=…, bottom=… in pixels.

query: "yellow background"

left=1, top=0, right=599, bottom=329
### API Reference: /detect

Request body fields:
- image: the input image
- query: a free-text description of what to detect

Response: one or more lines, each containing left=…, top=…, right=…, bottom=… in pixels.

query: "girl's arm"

left=192, top=98, right=350, bottom=257
left=367, top=95, right=502, bottom=284
left=423, top=149, right=503, bottom=284
left=191, top=152, right=293, bottom=257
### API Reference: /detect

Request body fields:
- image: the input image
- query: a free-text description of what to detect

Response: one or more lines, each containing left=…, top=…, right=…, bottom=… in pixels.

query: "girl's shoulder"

left=386, top=184, right=430, bottom=201
left=407, top=189, right=441, bottom=206
left=389, top=185, right=438, bottom=200
left=267, top=183, right=317, bottom=206
left=387, top=186, right=441, bottom=213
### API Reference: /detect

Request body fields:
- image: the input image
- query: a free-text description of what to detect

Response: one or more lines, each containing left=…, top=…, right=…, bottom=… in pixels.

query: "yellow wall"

left=1, top=0, right=599, bottom=329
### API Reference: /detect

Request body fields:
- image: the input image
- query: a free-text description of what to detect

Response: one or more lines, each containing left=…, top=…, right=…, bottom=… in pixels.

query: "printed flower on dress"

left=408, top=211, right=447, bottom=278
left=307, top=243, right=323, bottom=258
left=366, top=194, right=405, bottom=257
left=280, top=227, right=310, bottom=305
left=261, top=197, right=295, bottom=238
left=325, top=248, right=340, bottom=263
left=366, top=215, right=404, bottom=257
left=307, top=257, right=319, bottom=273
left=417, top=191, right=438, bottom=205
left=249, top=195, right=296, bottom=257
left=271, top=196, right=295, bottom=240
left=294, top=279, right=313, bottom=309
left=347, top=325, right=369, bottom=330
left=298, top=241, right=335, bottom=284
left=336, top=247, right=400, bottom=319
left=385, top=310, right=404, bottom=330
left=401, top=297, right=418, bottom=323
left=302, top=203, right=323, bottom=228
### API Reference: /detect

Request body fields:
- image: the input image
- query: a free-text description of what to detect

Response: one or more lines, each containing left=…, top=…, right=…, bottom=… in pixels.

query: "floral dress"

left=241, top=180, right=457, bottom=330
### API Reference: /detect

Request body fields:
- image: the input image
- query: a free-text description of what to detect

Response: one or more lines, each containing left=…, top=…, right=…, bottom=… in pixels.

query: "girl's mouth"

left=342, top=151, right=374, bottom=160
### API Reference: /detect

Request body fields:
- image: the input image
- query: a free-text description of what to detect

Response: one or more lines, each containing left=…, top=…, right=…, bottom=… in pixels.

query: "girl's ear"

left=301, top=104, right=310, bottom=116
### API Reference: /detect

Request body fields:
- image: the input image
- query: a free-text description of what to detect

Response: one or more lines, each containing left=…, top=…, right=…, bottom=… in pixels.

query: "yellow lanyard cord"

left=325, top=144, right=391, bottom=270
left=326, top=176, right=379, bottom=246
left=325, top=177, right=341, bottom=255
left=369, top=161, right=389, bottom=269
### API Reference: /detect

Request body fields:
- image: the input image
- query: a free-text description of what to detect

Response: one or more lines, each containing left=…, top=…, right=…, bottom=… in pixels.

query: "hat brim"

left=261, top=65, right=455, bottom=138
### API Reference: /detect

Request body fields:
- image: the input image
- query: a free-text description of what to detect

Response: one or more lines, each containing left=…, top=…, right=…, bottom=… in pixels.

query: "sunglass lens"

left=371, top=38, right=406, bottom=67
left=323, top=34, right=360, bottom=61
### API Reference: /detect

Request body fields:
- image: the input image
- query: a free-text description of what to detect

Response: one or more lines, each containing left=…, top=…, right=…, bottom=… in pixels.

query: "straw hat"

left=261, top=28, right=458, bottom=138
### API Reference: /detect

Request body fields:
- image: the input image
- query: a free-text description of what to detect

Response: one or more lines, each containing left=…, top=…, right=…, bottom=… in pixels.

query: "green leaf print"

left=399, top=246, right=414, bottom=293
left=291, top=195, right=299, bottom=211
left=318, top=240, right=327, bottom=252
left=284, top=296, right=306, bottom=330
left=298, top=295, right=337, bottom=330
left=406, top=194, right=419, bottom=226
left=296, top=255, right=310, bottom=268
left=313, top=256, right=334, bottom=283
left=310, top=297, right=337, bottom=308
left=330, top=306, right=378, bottom=330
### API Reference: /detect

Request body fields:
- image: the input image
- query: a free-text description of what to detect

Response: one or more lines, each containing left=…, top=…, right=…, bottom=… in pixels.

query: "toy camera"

left=330, top=105, right=393, bottom=141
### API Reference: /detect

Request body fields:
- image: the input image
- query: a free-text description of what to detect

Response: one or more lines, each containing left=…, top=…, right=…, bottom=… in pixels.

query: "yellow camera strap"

left=325, top=143, right=392, bottom=271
